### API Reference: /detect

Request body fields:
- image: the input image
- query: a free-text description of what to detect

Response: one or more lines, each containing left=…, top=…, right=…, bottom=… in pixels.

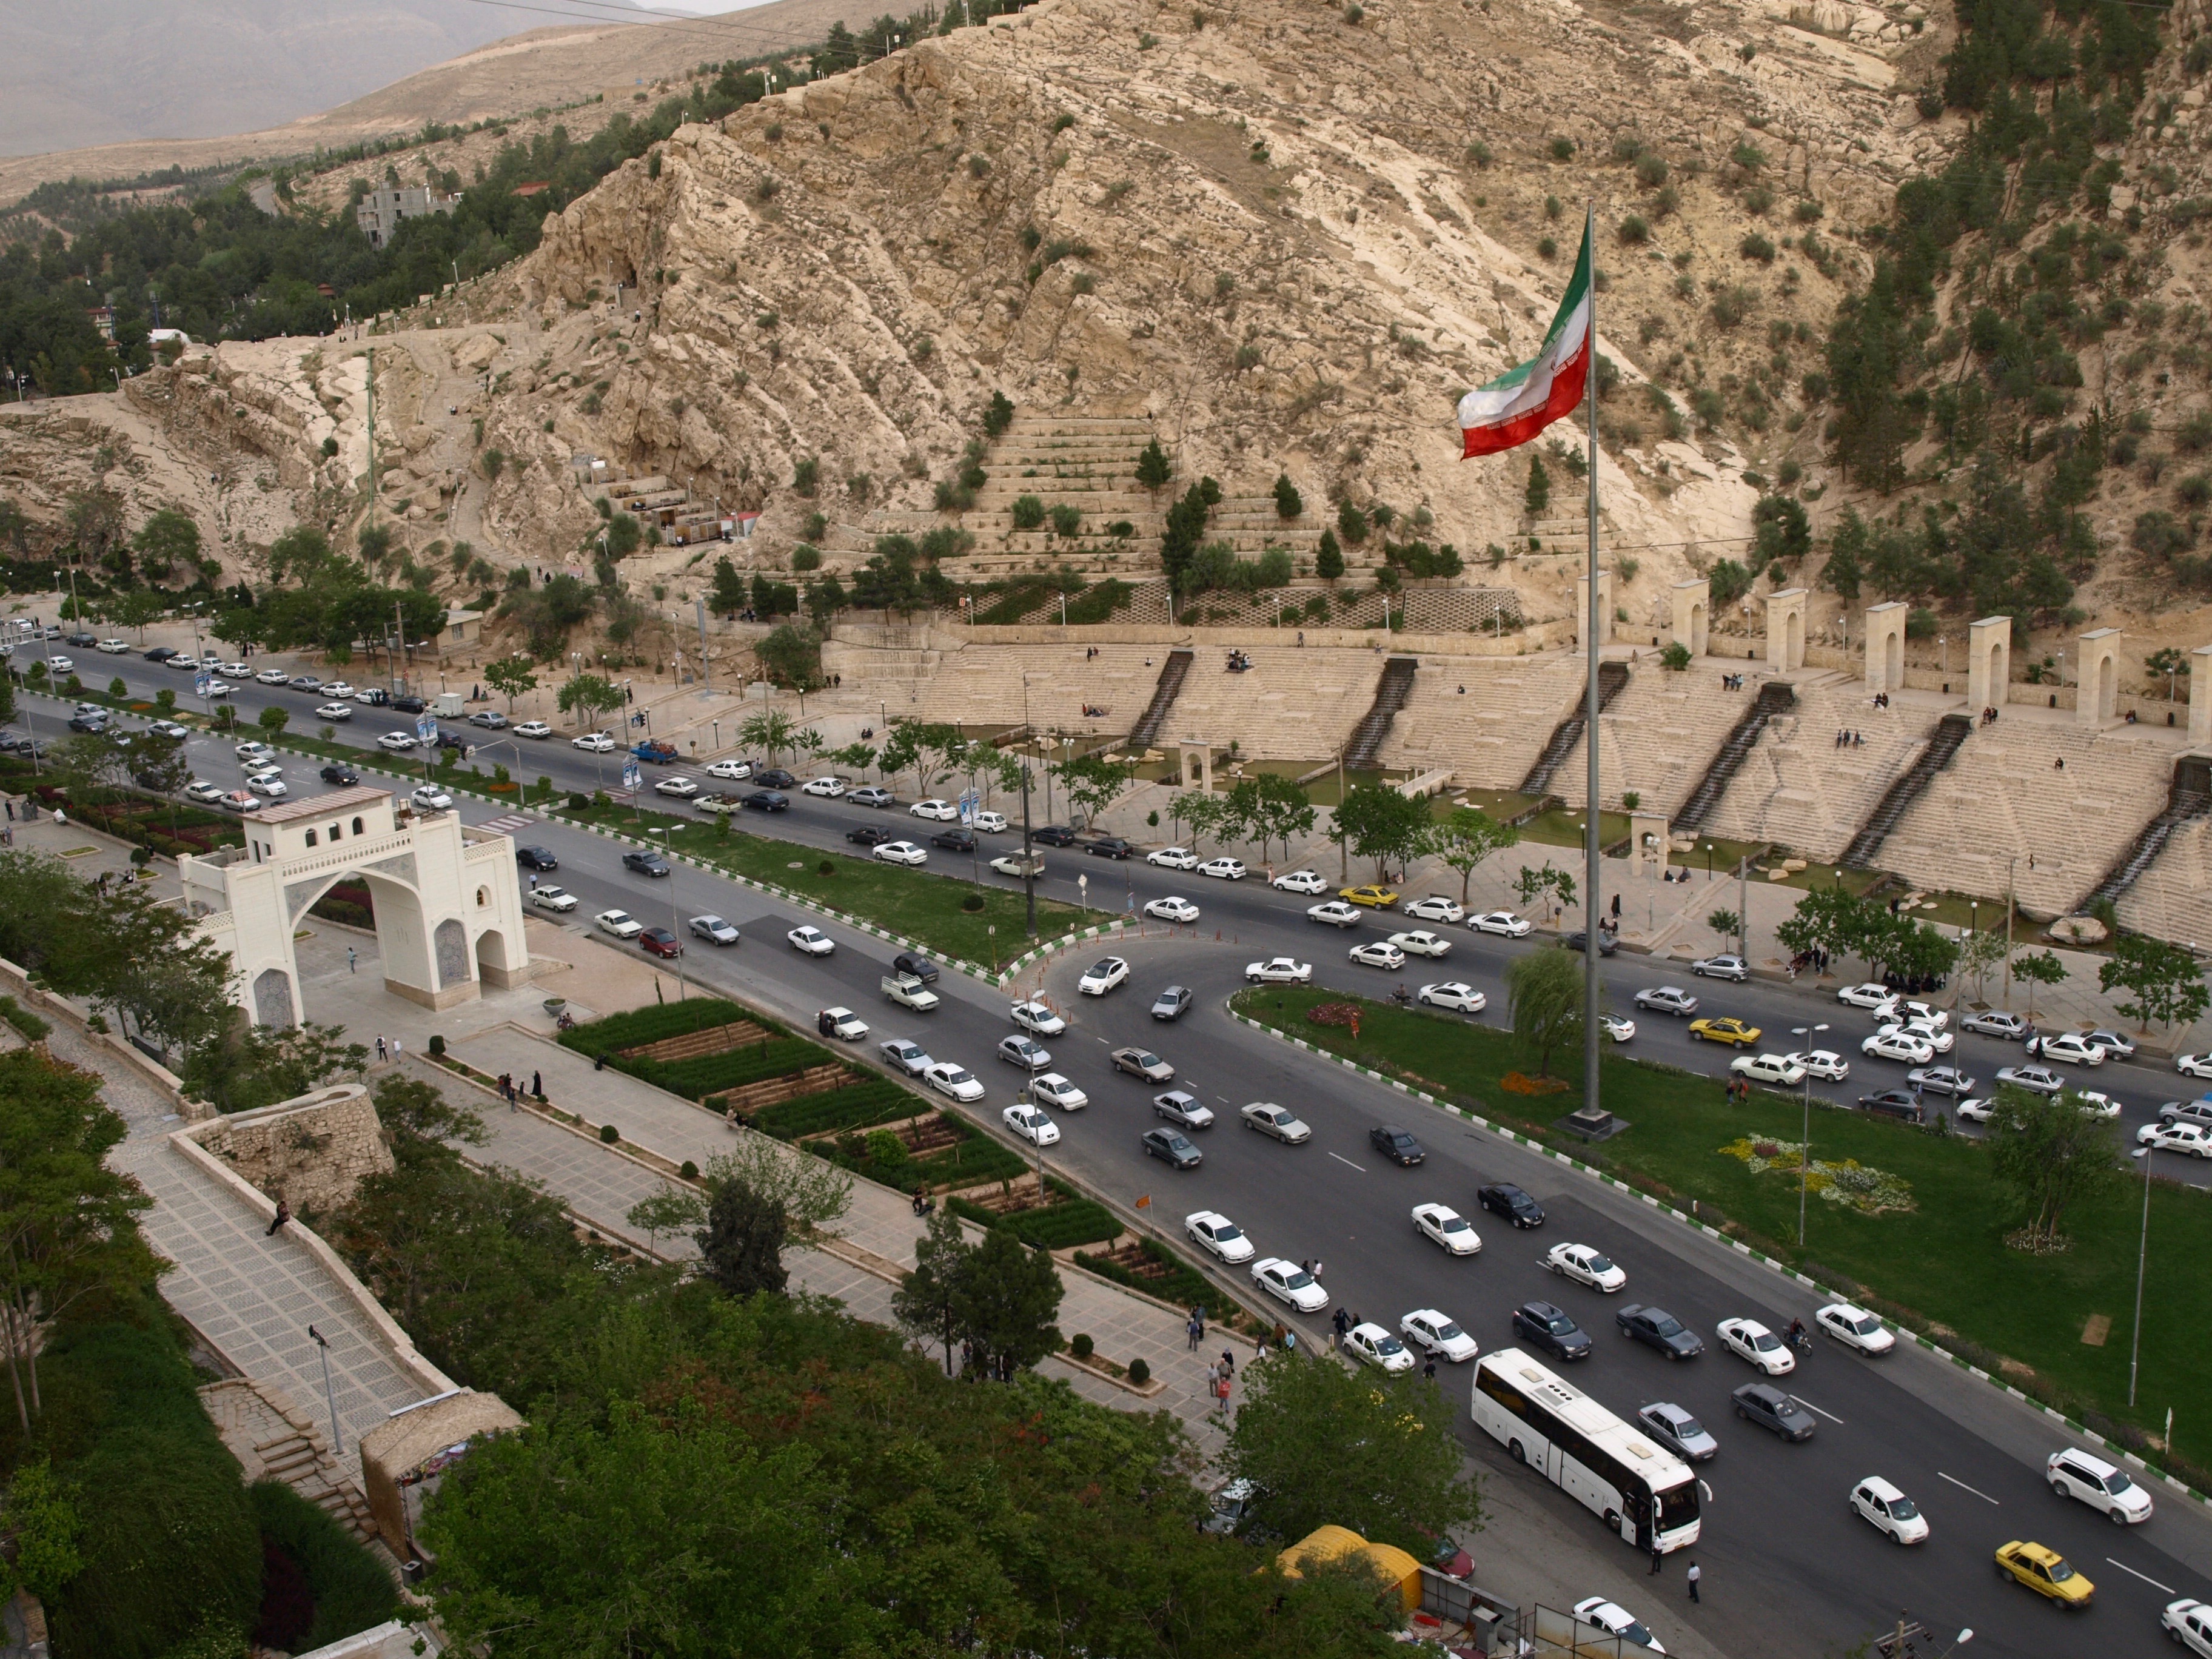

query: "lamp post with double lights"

left=1791, top=1023, right=1828, bottom=1246
left=647, top=826, right=687, bottom=1000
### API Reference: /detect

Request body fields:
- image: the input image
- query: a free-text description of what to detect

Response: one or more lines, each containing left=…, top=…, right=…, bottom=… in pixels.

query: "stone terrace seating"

left=2118, top=816, right=2212, bottom=947
left=1549, top=657, right=1784, bottom=815
left=898, top=643, right=1167, bottom=733
left=1700, top=672, right=1934, bottom=860
left=1881, top=716, right=2182, bottom=916
left=1376, top=653, right=1590, bottom=791
left=1162, top=646, right=1378, bottom=761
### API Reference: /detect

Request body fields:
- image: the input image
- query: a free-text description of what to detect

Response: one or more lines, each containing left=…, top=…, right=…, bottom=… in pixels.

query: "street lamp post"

left=1791, top=1024, right=1828, bottom=1246
left=307, top=1324, right=342, bottom=1455
left=2129, top=1144, right=2153, bottom=1407
left=649, top=826, right=685, bottom=1000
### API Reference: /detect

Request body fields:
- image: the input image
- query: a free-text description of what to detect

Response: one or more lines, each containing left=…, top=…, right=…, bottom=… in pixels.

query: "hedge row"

left=811, top=1119, right=1031, bottom=1195
left=555, top=996, right=763, bottom=1057
left=629, top=1037, right=833, bottom=1101
left=947, top=1192, right=1122, bottom=1250
left=753, top=1079, right=921, bottom=1140
left=1073, top=1237, right=1214, bottom=1309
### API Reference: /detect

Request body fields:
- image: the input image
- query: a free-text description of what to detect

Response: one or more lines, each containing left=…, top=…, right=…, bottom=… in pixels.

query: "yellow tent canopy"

left=1276, top=1525, right=1423, bottom=1612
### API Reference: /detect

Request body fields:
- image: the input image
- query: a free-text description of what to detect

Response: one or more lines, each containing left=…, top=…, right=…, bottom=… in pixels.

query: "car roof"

left=1350, top=1321, right=1390, bottom=1338
left=1644, top=1401, right=1692, bottom=1424
left=2056, top=1447, right=2119, bottom=1476
left=1858, top=1475, right=1906, bottom=1499
left=1406, top=1307, right=1447, bottom=1323
left=1521, top=1299, right=1566, bottom=1318
left=1736, top=1382, right=1789, bottom=1403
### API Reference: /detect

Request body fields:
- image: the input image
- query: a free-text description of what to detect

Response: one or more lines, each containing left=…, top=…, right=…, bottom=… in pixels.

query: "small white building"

left=354, top=186, right=460, bottom=249
left=179, top=785, right=530, bottom=1025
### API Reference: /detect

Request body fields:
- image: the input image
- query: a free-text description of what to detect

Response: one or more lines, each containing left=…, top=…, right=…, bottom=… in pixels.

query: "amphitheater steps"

left=1379, top=654, right=1592, bottom=791
left=2117, top=814, right=2212, bottom=945
left=1549, top=659, right=1785, bottom=815
left=2083, top=757, right=2212, bottom=910
left=1698, top=679, right=1942, bottom=862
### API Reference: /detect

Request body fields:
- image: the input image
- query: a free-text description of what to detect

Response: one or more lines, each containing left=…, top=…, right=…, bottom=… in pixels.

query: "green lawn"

left=549, top=798, right=1094, bottom=971
left=1232, top=985, right=2212, bottom=1480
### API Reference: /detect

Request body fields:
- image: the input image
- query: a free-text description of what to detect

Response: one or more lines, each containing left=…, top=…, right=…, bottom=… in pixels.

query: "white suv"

left=2047, top=1449, right=2153, bottom=1523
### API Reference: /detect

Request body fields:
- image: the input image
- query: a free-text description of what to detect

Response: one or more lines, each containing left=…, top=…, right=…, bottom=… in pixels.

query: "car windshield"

left=946, top=1070, right=974, bottom=1085
left=1540, top=1312, right=1572, bottom=1335
left=2102, top=1472, right=2137, bottom=1496
left=1650, top=1314, right=1683, bottom=1337
left=1751, top=1331, right=1778, bottom=1350
left=2048, top=1558, right=2076, bottom=1581
left=1432, top=1321, right=1465, bottom=1341
left=1374, top=1335, right=1405, bottom=1355
left=1669, top=1415, right=1704, bottom=1439
left=1851, top=1315, right=1881, bottom=1335
left=1887, top=1496, right=1919, bottom=1520
left=1165, top=1134, right=1192, bottom=1151
left=1392, top=1134, right=1418, bottom=1148
left=1621, top=1621, right=1657, bottom=1646
left=1441, top=1216, right=1470, bottom=1232
left=1138, top=1054, right=1162, bottom=1068
left=1279, top=1267, right=1313, bottom=1289
left=1213, top=1223, right=1243, bottom=1242
left=1655, top=1477, right=1701, bottom=1530
left=1586, top=1254, right=1615, bottom=1273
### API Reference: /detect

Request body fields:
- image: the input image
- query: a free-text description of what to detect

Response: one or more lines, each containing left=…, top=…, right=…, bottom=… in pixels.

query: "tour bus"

left=1471, top=1349, right=1701, bottom=1552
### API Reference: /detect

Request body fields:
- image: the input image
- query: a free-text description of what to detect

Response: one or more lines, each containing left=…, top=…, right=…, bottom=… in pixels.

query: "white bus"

left=1471, top=1349, right=1701, bottom=1553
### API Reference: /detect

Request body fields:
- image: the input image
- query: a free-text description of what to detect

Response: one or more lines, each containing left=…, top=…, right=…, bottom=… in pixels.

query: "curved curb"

left=1222, top=997, right=2212, bottom=1517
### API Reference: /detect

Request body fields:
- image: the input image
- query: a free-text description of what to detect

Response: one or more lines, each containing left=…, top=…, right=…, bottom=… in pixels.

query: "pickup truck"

left=631, top=739, right=679, bottom=763
left=693, top=793, right=746, bottom=816
left=880, top=973, right=941, bottom=1011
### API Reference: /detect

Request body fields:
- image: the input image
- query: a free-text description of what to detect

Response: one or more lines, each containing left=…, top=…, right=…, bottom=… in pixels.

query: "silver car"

left=1637, top=1401, right=1718, bottom=1461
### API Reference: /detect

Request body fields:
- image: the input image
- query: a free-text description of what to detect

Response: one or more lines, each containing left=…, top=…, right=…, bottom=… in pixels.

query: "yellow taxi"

left=1687, top=1016, right=1762, bottom=1048
left=1340, top=885, right=1401, bottom=908
left=1994, top=1540, right=2093, bottom=1607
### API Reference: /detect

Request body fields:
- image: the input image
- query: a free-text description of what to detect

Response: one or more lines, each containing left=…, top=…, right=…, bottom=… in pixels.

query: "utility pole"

left=695, top=595, right=712, bottom=691
left=2002, top=854, right=2017, bottom=1009
left=364, top=346, right=376, bottom=532
left=1021, top=762, right=1037, bottom=939
left=1337, top=753, right=1348, bottom=881
left=1737, top=854, right=1749, bottom=960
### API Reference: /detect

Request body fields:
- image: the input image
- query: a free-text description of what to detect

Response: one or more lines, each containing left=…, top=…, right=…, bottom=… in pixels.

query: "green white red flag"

left=1458, top=215, right=1592, bottom=458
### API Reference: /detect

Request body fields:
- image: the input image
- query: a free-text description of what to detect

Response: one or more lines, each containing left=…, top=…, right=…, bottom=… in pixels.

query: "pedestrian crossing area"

left=475, top=814, right=536, bottom=836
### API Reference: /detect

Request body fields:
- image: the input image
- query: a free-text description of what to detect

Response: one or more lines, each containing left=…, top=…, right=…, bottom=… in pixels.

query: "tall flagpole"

left=1582, top=204, right=1603, bottom=1116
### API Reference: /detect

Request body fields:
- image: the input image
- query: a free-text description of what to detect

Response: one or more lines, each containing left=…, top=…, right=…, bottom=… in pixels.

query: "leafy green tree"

left=739, top=709, right=799, bottom=768
left=1171, top=787, right=1224, bottom=853
left=1986, top=1085, right=2122, bottom=1252
left=1010, top=494, right=1046, bottom=531
left=953, top=1227, right=1064, bottom=1375
left=2011, top=948, right=2066, bottom=1018
left=1524, top=454, right=1550, bottom=517
left=1158, top=481, right=1217, bottom=592
left=557, top=672, right=623, bottom=732
left=892, top=1206, right=972, bottom=1375
left=0, top=1459, right=82, bottom=1603
left=1224, top=1349, right=1480, bottom=1553
left=699, top=1178, right=788, bottom=1298
left=130, top=508, right=200, bottom=581
left=1707, top=908, right=1741, bottom=942
left=1335, top=496, right=1369, bottom=546
left=1058, top=751, right=1134, bottom=829
left=1315, top=528, right=1344, bottom=581
left=1752, top=492, right=1811, bottom=563
left=1959, top=927, right=2011, bottom=1002
left=984, top=389, right=1016, bottom=436
left=257, top=705, right=289, bottom=737
left=484, top=654, right=538, bottom=711
left=1273, top=471, right=1304, bottom=519
left=1333, top=783, right=1428, bottom=880
left=1234, top=771, right=1317, bottom=862
left=1506, top=946, right=1585, bottom=1078
left=1775, top=882, right=1878, bottom=972
left=709, top=555, right=749, bottom=614
left=755, top=623, right=823, bottom=694
left=185, top=1022, right=368, bottom=1117
left=2099, top=932, right=2210, bottom=1034
left=1512, top=860, right=1577, bottom=922
left=1429, top=805, right=1517, bottom=906
left=109, top=586, right=167, bottom=637
left=1133, top=437, right=1172, bottom=492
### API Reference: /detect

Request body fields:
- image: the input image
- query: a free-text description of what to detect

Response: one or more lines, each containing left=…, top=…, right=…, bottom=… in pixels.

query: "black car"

left=64, top=632, right=96, bottom=648
left=1085, top=836, right=1133, bottom=860
left=742, top=789, right=789, bottom=812
left=1857, top=1089, right=1925, bottom=1124
left=1732, top=1382, right=1816, bottom=1441
left=846, top=824, right=896, bottom=847
left=621, top=850, right=671, bottom=877
left=1150, top=985, right=1193, bottom=1022
left=1033, top=824, right=1079, bottom=846
left=66, top=714, right=108, bottom=732
left=1560, top=930, right=1619, bottom=957
left=435, top=729, right=466, bottom=751
left=320, top=764, right=360, bottom=786
left=1369, top=1125, right=1425, bottom=1165
left=1615, top=1304, right=1704, bottom=1361
left=144, top=646, right=177, bottom=663
left=893, top=953, right=939, bottom=983
left=1141, top=1127, right=1204, bottom=1169
left=1477, top=1183, right=1546, bottom=1228
left=754, top=768, right=797, bottom=789
left=516, top=846, right=559, bottom=872
left=392, top=694, right=427, bottom=714
left=1512, top=1300, right=1592, bottom=1362
left=930, top=829, right=977, bottom=853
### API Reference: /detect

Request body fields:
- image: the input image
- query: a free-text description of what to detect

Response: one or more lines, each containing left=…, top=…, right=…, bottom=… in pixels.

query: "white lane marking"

left=1329, top=1152, right=1367, bottom=1173
left=1937, top=1471, right=2000, bottom=1505
left=2106, top=1557, right=2177, bottom=1594
left=1786, top=1392, right=1844, bottom=1424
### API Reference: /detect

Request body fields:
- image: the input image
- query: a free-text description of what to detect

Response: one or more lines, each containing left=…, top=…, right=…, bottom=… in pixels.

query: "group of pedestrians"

left=1834, top=728, right=1868, bottom=749
left=1646, top=1545, right=1703, bottom=1604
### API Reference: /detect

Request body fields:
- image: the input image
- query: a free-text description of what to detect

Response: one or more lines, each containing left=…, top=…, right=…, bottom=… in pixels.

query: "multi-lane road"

left=24, top=666, right=2212, bottom=1656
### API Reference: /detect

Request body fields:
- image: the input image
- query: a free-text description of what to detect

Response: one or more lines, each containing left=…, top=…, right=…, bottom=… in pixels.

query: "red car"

left=639, top=927, right=683, bottom=959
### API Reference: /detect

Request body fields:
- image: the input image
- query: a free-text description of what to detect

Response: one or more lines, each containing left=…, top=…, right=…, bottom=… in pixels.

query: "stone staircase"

left=1672, top=681, right=1798, bottom=835
left=2082, top=756, right=2212, bottom=910
left=1517, top=661, right=1630, bottom=796
left=1696, top=674, right=1931, bottom=862
left=2117, top=811, right=2212, bottom=945
left=1550, top=659, right=1783, bottom=815
left=1165, top=646, right=1380, bottom=760
left=1127, top=650, right=1194, bottom=749
left=1378, top=652, right=1590, bottom=791
left=1342, top=657, right=1420, bottom=768
left=886, top=642, right=1156, bottom=732
left=1838, top=712, right=1974, bottom=869
left=199, top=1377, right=378, bottom=1541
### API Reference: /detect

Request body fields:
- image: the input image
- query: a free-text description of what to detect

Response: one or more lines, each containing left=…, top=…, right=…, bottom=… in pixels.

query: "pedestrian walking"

left=390, top=1038, right=403, bottom=1062
left=264, top=1199, right=291, bottom=1236
left=1649, top=1543, right=1663, bottom=1575
left=1219, top=1349, right=1235, bottom=1378
left=347, top=947, right=357, bottom=974
left=532, top=1070, right=543, bottom=1100
left=1423, top=1357, right=1437, bottom=1381
left=1187, top=1315, right=1202, bottom=1352
left=375, top=1034, right=387, bottom=1062
left=1686, top=1561, right=1700, bottom=1603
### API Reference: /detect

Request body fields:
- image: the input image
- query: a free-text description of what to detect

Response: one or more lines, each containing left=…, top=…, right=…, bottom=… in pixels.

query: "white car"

left=971, top=811, right=1008, bottom=833
left=874, top=841, right=928, bottom=866
left=788, top=925, right=834, bottom=956
left=1241, top=1102, right=1311, bottom=1142
left=801, top=776, right=847, bottom=798
left=2073, top=1090, right=2121, bottom=1121
left=1850, top=1476, right=1930, bottom=1545
left=1244, top=957, right=1312, bottom=984
left=1470, top=910, right=1532, bottom=937
left=321, top=680, right=354, bottom=698
left=378, top=731, right=417, bottom=752
left=1307, top=900, right=1364, bottom=928
left=1634, top=987, right=1698, bottom=1016
left=2047, top=1447, right=2153, bottom=1523
left=1815, top=1302, right=1895, bottom=1354
left=1349, top=940, right=1406, bottom=970
left=1003, top=1104, right=1060, bottom=1147
left=1862, top=1029, right=1934, bottom=1065
left=233, top=740, right=273, bottom=762
left=1730, top=1053, right=1808, bottom=1088
left=1151, top=1090, right=1214, bottom=1128
left=2178, top=1053, right=2212, bottom=1081
left=255, top=668, right=291, bottom=685
left=1995, top=1063, right=2065, bottom=1094
left=1185, top=1210, right=1256, bottom=1264
left=654, top=776, right=701, bottom=799
left=909, top=798, right=959, bottom=821
left=45, top=655, right=72, bottom=673
left=1402, top=896, right=1466, bottom=923
left=1837, top=982, right=1900, bottom=1013
left=880, top=1038, right=931, bottom=1076
left=997, top=1034, right=1053, bottom=1071
left=1956, top=1096, right=1999, bottom=1123
left=1786, top=1050, right=1851, bottom=1082
left=149, top=719, right=190, bottom=740
left=1272, top=869, right=1329, bottom=894
left=2037, top=1031, right=2106, bottom=1067
left=1344, top=1322, right=1416, bottom=1373
left=1545, top=1242, right=1626, bottom=1293
left=2139, top=1119, right=2212, bottom=1156
left=705, top=759, right=752, bottom=780
left=2166, top=1599, right=2212, bottom=1657
left=1412, top=1203, right=1481, bottom=1256
left=1416, top=982, right=1486, bottom=1014
left=1717, top=1316, right=1795, bottom=1375
left=819, top=1008, right=869, bottom=1042
left=246, top=773, right=288, bottom=797
left=1198, top=857, right=1247, bottom=880
left=95, top=638, right=129, bottom=654
left=184, top=780, right=226, bottom=805
left=989, top=853, right=1046, bottom=879
left=409, top=785, right=452, bottom=811
left=1148, top=846, right=1199, bottom=870
left=1144, top=896, right=1201, bottom=923
left=515, top=720, right=552, bottom=739
left=529, top=885, right=579, bottom=913
left=1010, top=1000, right=1067, bottom=1036
left=1601, top=1013, right=1636, bottom=1043
left=1028, top=1073, right=1088, bottom=1111
left=924, top=1062, right=985, bottom=1102
left=594, top=909, right=643, bottom=939
left=1078, top=956, right=1129, bottom=996
left=1252, top=1256, right=1329, bottom=1313
left=1570, top=1600, right=1664, bottom=1655
left=1387, top=930, right=1452, bottom=959
left=1879, top=1016, right=1953, bottom=1054
left=1399, top=1308, right=1480, bottom=1363
left=572, top=731, right=617, bottom=752
left=1898, top=1000, right=1949, bottom=1030
left=313, top=702, right=354, bottom=722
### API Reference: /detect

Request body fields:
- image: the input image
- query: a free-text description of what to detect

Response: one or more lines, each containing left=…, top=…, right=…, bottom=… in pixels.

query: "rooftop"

left=247, top=785, right=389, bottom=825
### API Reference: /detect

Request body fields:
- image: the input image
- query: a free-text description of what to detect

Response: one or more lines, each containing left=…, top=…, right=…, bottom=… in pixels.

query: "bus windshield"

left=1655, top=1476, right=1701, bottom=1534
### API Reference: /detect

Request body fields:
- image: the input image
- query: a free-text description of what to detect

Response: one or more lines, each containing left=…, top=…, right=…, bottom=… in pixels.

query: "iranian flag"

left=1458, top=216, right=1592, bottom=458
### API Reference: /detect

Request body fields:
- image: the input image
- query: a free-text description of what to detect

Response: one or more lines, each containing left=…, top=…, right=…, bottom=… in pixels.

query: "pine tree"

left=1134, top=438, right=1172, bottom=492
left=1524, top=454, right=1550, bottom=517
left=983, top=390, right=1016, bottom=436
left=1273, top=471, right=1304, bottom=519
left=1315, top=529, right=1344, bottom=580
left=698, top=1178, right=788, bottom=1296
left=1335, top=497, right=1368, bottom=546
